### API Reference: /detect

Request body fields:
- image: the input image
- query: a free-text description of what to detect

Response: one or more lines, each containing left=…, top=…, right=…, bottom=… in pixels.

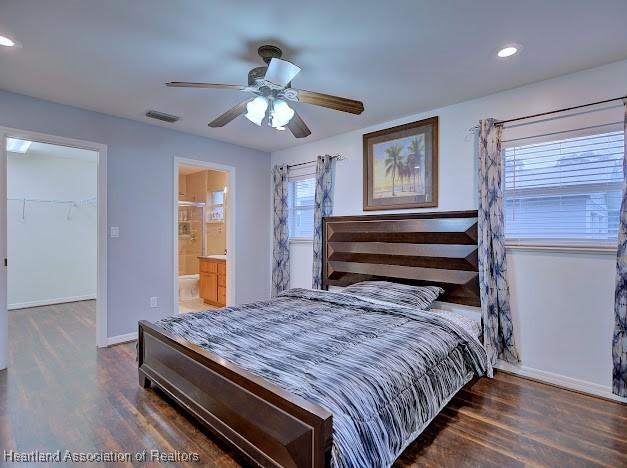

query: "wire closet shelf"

left=7, top=196, right=96, bottom=220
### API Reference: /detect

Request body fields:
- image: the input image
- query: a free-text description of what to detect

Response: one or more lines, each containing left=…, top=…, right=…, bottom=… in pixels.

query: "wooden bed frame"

left=138, top=210, right=480, bottom=467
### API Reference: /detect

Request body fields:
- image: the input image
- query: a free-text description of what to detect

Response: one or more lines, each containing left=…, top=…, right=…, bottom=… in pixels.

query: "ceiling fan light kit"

left=270, top=99, right=294, bottom=129
left=245, top=96, right=268, bottom=126
left=244, top=96, right=295, bottom=129
left=166, top=45, right=364, bottom=139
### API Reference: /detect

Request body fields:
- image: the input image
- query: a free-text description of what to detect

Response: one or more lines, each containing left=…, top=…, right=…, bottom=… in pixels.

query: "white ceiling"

left=1, top=0, right=627, bottom=153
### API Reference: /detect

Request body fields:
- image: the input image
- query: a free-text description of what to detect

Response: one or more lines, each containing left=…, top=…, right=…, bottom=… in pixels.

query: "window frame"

left=208, top=189, right=225, bottom=222
left=287, top=170, right=316, bottom=243
left=502, top=129, right=622, bottom=254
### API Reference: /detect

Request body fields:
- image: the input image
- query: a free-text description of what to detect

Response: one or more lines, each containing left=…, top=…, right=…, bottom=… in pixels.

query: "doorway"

left=0, top=128, right=107, bottom=370
left=174, top=158, right=235, bottom=314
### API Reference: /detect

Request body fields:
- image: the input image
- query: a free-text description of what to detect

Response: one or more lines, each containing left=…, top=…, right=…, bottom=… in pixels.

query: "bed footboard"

left=138, top=320, right=333, bottom=468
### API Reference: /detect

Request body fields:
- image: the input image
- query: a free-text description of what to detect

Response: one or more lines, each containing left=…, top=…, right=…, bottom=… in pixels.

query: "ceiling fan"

left=166, top=45, right=365, bottom=138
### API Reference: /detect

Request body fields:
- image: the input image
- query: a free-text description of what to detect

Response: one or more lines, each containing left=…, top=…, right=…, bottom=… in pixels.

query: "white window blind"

left=503, top=130, right=623, bottom=245
left=288, top=175, right=316, bottom=239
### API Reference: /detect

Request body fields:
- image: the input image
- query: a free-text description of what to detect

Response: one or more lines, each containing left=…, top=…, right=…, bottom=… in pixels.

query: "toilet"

left=178, top=274, right=200, bottom=301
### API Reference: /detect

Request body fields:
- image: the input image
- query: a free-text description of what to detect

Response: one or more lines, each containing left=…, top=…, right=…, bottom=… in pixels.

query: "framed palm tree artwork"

left=363, top=117, right=438, bottom=210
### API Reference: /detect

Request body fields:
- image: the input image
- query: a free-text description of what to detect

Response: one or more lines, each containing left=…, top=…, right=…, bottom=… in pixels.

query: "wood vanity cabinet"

left=199, top=257, right=226, bottom=307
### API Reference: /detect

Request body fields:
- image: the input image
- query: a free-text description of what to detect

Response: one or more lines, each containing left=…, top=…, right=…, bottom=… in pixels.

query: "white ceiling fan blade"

left=264, top=58, right=301, bottom=87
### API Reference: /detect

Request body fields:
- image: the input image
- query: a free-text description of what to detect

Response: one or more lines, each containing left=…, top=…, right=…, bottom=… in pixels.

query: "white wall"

left=272, top=59, right=627, bottom=399
left=0, top=90, right=271, bottom=339
left=7, top=151, right=97, bottom=308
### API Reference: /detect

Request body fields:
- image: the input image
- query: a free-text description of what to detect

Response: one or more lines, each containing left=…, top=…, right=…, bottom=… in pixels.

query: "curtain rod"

left=469, top=94, right=626, bottom=132
left=286, top=154, right=344, bottom=169
left=495, top=95, right=626, bottom=127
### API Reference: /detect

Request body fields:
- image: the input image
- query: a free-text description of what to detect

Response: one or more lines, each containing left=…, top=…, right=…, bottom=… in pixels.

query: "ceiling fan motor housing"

left=248, top=66, right=267, bottom=86
left=257, top=44, right=282, bottom=63
left=248, top=45, right=285, bottom=86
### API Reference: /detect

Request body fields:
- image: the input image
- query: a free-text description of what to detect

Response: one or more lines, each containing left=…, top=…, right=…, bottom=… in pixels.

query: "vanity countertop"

left=198, top=255, right=227, bottom=261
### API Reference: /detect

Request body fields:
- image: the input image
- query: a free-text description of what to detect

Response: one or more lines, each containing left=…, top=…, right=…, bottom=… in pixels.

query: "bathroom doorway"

left=174, top=158, right=235, bottom=314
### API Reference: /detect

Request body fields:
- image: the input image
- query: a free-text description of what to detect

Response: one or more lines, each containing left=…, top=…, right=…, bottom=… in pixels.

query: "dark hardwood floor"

left=1, top=301, right=626, bottom=467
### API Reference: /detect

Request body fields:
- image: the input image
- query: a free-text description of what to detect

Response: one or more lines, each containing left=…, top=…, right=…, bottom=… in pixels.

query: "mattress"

left=156, top=288, right=489, bottom=467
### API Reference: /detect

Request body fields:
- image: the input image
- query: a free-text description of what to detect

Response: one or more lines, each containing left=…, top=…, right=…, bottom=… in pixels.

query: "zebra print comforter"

left=156, top=288, right=490, bottom=467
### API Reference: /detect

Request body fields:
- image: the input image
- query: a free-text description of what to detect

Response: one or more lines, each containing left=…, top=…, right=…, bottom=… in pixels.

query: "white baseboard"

left=8, top=295, right=96, bottom=310
left=495, top=360, right=627, bottom=404
left=106, top=331, right=138, bottom=346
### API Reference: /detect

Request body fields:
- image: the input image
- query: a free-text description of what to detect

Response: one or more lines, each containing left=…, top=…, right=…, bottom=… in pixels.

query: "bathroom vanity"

left=198, top=256, right=227, bottom=307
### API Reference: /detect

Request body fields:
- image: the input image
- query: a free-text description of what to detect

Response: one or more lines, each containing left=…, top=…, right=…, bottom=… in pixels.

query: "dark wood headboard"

left=322, top=210, right=480, bottom=306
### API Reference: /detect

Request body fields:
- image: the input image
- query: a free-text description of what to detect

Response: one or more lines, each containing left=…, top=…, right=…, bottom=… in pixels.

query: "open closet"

left=6, top=137, right=97, bottom=339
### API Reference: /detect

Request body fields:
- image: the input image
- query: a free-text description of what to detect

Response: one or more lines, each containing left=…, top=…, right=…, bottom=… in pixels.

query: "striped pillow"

left=342, top=281, right=444, bottom=310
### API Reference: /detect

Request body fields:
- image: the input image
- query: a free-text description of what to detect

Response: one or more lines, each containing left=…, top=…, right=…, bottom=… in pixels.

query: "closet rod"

left=287, top=154, right=344, bottom=170
left=495, top=95, right=627, bottom=127
left=7, top=196, right=96, bottom=204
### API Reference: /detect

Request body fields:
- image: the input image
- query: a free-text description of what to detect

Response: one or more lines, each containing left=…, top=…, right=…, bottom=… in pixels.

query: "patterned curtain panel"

left=613, top=100, right=627, bottom=398
left=478, top=119, right=520, bottom=371
left=312, top=155, right=335, bottom=289
left=272, top=164, right=290, bottom=297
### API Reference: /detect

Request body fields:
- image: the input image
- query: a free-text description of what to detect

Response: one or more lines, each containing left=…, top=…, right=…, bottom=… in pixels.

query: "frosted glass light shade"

left=245, top=96, right=268, bottom=126
left=271, top=99, right=294, bottom=128
left=497, top=46, right=518, bottom=58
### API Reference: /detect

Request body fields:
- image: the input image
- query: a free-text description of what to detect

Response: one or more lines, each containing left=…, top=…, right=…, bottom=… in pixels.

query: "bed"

left=138, top=210, right=486, bottom=467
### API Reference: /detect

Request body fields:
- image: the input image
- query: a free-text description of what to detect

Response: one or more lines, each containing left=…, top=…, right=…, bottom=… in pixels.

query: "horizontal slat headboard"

left=322, top=210, right=480, bottom=306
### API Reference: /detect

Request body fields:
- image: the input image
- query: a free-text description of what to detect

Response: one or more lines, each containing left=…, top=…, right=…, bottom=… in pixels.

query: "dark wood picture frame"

left=363, top=116, right=439, bottom=211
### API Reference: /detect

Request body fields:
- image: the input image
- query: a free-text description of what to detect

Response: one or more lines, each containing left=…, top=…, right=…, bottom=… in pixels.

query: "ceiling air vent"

left=145, top=110, right=180, bottom=123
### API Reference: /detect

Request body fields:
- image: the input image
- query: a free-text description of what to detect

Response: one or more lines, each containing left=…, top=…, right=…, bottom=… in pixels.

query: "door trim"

left=0, top=127, right=108, bottom=368
left=173, top=157, right=236, bottom=314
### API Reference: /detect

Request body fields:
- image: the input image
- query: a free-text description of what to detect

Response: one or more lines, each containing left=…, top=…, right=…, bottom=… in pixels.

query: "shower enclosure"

left=178, top=201, right=205, bottom=276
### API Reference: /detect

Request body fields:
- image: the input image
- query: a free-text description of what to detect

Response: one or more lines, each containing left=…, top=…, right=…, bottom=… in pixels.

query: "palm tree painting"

left=383, top=143, right=403, bottom=196
left=407, top=135, right=426, bottom=195
left=364, top=117, right=438, bottom=210
left=372, top=136, right=426, bottom=198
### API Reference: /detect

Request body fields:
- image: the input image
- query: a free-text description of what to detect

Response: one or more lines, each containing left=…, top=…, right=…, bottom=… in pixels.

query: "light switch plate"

left=110, top=226, right=120, bottom=238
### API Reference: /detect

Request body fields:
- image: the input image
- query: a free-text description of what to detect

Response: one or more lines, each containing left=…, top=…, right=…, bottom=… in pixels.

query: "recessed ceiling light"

left=0, top=35, right=15, bottom=47
left=497, top=46, right=519, bottom=58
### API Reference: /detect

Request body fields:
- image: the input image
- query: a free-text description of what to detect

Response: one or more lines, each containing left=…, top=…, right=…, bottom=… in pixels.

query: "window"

left=288, top=176, right=315, bottom=239
left=208, top=190, right=225, bottom=221
left=503, top=130, right=623, bottom=245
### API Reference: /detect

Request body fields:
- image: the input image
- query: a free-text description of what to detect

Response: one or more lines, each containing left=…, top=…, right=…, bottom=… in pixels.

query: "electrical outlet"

left=150, top=296, right=158, bottom=308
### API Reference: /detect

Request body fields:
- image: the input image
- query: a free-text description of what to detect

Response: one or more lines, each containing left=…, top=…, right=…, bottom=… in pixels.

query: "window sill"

left=505, top=241, right=617, bottom=254
left=289, top=238, right=313, bottom=244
